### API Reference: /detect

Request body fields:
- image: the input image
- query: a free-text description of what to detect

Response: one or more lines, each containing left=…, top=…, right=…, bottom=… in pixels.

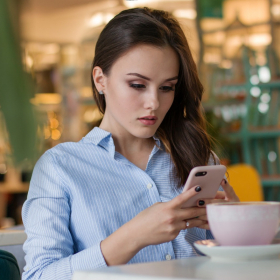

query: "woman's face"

left=95, top=44, right=180, bottom=139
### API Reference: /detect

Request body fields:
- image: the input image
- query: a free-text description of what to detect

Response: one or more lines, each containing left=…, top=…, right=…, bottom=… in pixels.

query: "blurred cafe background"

left=0, top=0, right=280, bottom=228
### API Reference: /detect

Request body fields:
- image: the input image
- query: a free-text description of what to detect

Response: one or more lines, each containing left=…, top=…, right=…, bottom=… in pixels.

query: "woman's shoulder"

left=34, top=142, right=78, bottom=171
left=41, top=138, right=100, bottom=162
left=32, top=140, right=96, bottom=186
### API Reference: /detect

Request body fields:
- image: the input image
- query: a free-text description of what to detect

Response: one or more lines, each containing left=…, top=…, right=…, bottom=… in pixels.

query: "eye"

left=160, top=86, right=175, bottom=92
left=129, top=83, right=175, bottom=92
left=129, top=83, right=145, bottom=90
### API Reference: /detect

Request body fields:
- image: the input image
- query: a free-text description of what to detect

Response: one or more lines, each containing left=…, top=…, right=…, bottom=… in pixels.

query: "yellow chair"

left=226, top=164, right=264, bottom=201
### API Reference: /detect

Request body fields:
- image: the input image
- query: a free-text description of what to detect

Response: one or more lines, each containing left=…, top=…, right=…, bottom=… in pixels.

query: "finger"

left=195, top=215, right=207, bottom=221
left=197, top=222, right=210, bottom=230
left=214, top=191, right=226, bottom=199
left=184, top=219, right=207, bottom=229
left=196, top=198, right=226, bottom=207
left=170, top=185, right=202, bottom=209
left=221, top=179, right=240, bottom=202
left=220, top=177, right=226, bottom=185
left=178, top=206, right=206, bottom=220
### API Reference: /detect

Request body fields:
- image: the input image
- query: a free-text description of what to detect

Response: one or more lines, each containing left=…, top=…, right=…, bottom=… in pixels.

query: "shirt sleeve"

left=22, top=150, right=107, bottom=280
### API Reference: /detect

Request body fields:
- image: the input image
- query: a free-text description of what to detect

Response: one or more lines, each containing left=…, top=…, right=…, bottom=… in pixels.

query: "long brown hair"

left=91, top=7, right=215, bottom=187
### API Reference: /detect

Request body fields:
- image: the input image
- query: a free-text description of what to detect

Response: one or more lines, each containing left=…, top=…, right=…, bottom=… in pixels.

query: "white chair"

left=0, top=226, right=26, bottom=276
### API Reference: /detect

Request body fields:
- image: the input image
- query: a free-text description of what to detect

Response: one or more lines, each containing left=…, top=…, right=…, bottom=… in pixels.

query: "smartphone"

left=181, top=165, right=226, bottom=208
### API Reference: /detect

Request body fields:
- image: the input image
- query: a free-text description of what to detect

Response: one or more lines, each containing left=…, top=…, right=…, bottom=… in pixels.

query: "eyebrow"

left=126, top=73, right=178, bottom=82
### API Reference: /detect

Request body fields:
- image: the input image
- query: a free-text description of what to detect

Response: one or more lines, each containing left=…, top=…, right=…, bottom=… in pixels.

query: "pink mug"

left=206, top=202, right=280, bottom=246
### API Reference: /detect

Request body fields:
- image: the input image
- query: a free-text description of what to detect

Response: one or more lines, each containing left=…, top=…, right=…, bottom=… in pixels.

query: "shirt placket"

left=107, top=136, right=176, bottom=261
left=143, top=146, right=176, bottom=261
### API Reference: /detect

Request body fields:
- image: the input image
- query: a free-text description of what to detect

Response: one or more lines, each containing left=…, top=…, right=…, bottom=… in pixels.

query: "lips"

left=138, top=116, right=158, bottom=126
left=139, top=116, right=158, bottom=120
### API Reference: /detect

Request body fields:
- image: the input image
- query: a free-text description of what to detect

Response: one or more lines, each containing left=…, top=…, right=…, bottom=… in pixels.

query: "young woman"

left=22, top=7, right=239, bottom=280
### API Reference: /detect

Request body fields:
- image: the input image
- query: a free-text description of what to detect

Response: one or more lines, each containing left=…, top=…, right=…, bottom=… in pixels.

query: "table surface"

left=72, top=256, right=280, bottom=280
left=0, top=230, right=27, bottom=246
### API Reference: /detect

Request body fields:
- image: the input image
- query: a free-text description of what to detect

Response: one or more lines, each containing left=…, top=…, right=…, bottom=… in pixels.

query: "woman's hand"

left=194, top=178, right=240, bottom=230
left=129, top=186, right=208, bottom=249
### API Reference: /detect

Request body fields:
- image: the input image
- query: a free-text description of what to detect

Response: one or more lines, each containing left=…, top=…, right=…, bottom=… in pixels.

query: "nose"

left=144, top=91, right=160, bottom=111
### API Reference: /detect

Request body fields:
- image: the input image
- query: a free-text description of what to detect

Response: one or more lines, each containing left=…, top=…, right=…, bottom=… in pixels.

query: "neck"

left=99, top=119, right=155, bottom=157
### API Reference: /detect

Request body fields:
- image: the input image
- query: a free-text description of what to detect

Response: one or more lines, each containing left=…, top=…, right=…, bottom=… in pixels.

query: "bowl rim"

left=206, top=201, right=280, bottom=207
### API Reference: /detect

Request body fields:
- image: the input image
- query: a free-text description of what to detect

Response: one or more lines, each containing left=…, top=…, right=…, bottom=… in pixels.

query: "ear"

left=92, top=66, right=107, bottom=94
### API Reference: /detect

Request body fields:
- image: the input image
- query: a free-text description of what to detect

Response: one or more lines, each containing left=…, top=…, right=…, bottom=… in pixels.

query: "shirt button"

left=147, top=183, right=153, bottom=189
left=165, top=254, right=171, bottom=260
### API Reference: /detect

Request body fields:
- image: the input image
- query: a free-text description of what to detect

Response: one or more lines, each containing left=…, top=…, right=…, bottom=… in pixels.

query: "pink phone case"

left=181, top=165, right=226, bottom=208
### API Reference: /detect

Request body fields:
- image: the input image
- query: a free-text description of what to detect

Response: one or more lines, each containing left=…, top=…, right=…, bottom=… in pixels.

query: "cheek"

left=107, top=85, right=141, bottom=116
left=123, top=99, right=143, bottom=122
left=120, top=97, right=140, bottom=112
left=160, top=93, right=175, bottom=113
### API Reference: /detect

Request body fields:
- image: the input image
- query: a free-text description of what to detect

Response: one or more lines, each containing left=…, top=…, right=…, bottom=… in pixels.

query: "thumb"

left=170, top=185, right=202, bottom=208
left=221, top=179, right=240, bottom=202
left=215, top=191, right=226, bottom=199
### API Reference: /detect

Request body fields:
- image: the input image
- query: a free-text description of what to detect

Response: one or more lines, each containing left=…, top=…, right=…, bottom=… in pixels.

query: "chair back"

left=227, top=164, right=264, bottom=201
left=0, top=249, right=21, bottom=280
left=0, top=229, right=27, bottom=277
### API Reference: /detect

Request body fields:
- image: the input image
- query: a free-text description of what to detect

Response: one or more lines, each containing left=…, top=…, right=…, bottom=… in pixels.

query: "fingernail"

left=198, top=200, right=205, bottom=206
left=195, top=186, right=201, bottom=192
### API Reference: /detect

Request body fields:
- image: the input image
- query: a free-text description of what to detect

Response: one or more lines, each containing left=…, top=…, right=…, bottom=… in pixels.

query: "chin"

left=134, top=127, right=158, bottom=139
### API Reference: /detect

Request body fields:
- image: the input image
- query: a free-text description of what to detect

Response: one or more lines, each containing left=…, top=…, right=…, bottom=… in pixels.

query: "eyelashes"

left=129, top=84, right=145, bottom=90
left=129, top=83, right=175, bottom=92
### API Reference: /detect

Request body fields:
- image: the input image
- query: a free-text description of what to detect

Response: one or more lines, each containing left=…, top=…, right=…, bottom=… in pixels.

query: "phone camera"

left=195, top=171, right=207, bottom=177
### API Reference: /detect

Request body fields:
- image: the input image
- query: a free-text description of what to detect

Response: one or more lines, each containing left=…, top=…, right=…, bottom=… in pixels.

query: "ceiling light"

left=220, top=60, right=232, bottom=69
left=51, top=129, right=61, bottom=140
left=203, top=53, right=221, bottom=64
left=250, top=75, right=259, bottom=85
left=258, top=102, right=269, bottom=113
left=123, top=0, right=193, bottom=8
left=173, top=9, right=197, bottom=20
left=271, top=5, right=280, bottom=16
left=104, top=13, right=115, bottom=23
left=88, top=13, right=104, bottom=28
left=30, top=94, right=62, bottom=105
left=268, top=151, right=277, bottom=162
left=44, top=44, right=60, bottom=54
left=88, top=12, right=115, bottom=28
left=260, top=93, right=271, bottom=103
left=84, top=108, right=103, bottom=123
left=221, top=106, right=232, bottom=122
left=248, top=34, right=272, bottom=47
left=258, top=66, right=271, bottom=83
left=25, top=56, right=33, bottom=68
left=250, top=87, right=261, bottom=98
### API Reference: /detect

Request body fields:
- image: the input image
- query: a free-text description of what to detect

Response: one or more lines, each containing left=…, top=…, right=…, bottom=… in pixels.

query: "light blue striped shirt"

left=22, top=126, right=217, bottom=280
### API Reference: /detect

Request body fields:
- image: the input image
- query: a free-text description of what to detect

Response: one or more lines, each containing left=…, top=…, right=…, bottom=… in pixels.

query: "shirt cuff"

left=206, top=229, right=215, bottom=240
left=71, top=241, right=108, bottom=272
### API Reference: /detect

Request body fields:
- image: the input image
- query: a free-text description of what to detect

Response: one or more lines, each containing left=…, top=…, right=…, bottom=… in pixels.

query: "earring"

left=99, top=90, right=104, bottom=95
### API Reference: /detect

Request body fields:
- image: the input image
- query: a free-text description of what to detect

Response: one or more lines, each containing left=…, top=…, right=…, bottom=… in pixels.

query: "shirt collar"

left=82, top=126, right=163, bottom=156
left=83, top=126, right=112, bottom=146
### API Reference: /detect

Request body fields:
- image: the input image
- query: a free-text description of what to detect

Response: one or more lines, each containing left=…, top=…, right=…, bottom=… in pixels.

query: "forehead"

left=109, top=44, right=180, bottom=79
